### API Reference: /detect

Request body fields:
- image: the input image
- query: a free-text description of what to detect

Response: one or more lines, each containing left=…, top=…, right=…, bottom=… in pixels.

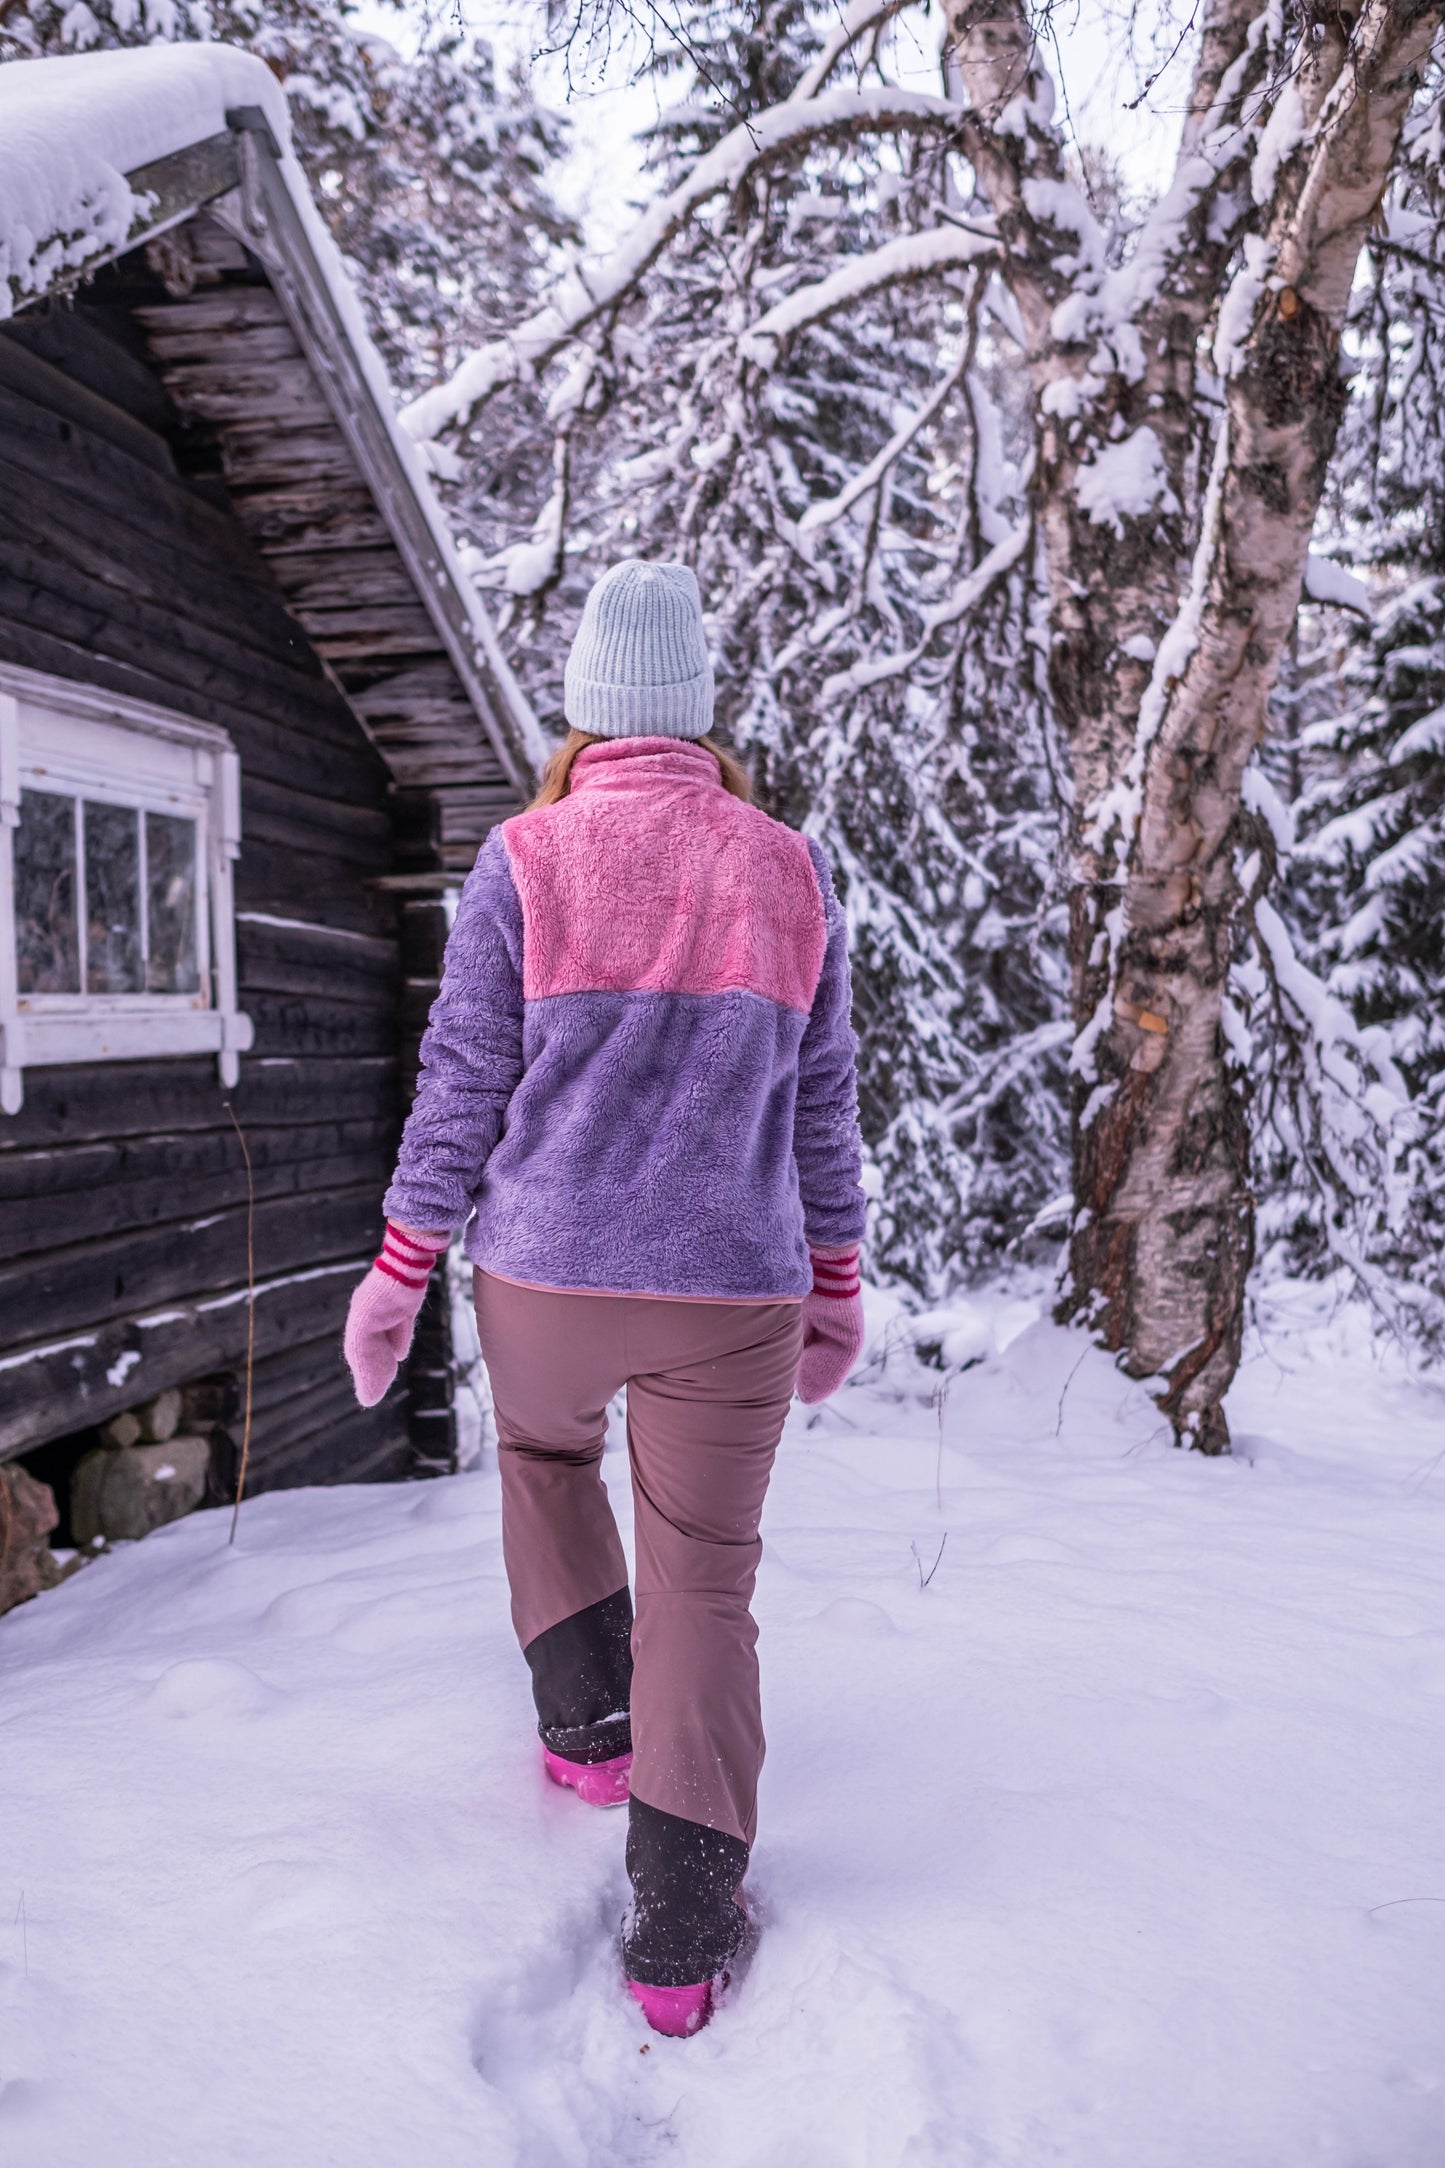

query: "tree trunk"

left=946, top=0, right=1444, bottom=1447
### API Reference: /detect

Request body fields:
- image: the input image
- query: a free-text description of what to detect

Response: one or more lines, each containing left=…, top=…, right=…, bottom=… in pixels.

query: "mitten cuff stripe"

left=377, top=1223, right=448, bottom=1285
left=809, top=1243, right=860, bottom=1297
left=386, top=1223, right=449, bottom=1262
left=810, top=1255, right=860, bottom=1298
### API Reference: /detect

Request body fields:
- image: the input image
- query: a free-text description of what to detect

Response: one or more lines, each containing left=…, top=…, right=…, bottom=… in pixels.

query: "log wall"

left=0, top=301, right=420, bottom=1489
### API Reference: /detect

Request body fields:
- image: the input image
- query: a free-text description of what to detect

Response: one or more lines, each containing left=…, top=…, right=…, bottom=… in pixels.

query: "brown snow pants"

left=474, top=1270, right=801, bottom=1854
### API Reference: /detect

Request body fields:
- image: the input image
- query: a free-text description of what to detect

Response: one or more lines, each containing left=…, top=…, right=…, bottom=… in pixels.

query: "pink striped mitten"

left=343, top=1223, right=450, bottom=1408
left=796, top=1245, right=864, bottom=1404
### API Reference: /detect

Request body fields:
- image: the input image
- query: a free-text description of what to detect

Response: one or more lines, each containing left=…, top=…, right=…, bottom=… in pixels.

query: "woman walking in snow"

left=343, top=560, right=866, bottom=2037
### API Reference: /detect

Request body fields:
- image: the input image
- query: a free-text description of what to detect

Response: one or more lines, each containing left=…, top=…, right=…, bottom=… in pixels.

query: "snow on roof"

left=0, top=45, right=288, bottom=320
left=0, top=45, right=547, bottom=780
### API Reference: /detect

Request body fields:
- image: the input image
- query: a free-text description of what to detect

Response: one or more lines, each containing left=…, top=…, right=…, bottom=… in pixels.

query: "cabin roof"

left=0, top=47, right=542, bottom=868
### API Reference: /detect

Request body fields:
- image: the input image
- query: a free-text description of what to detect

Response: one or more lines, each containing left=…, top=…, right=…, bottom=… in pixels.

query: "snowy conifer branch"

left=922, top=521, right=1033, bottom=635
left=940, top=1020, right=1073, bottom=1126
left=819, top=520, right=1031, bottom=699
left=1238, top=844, right=1419, bottom=1339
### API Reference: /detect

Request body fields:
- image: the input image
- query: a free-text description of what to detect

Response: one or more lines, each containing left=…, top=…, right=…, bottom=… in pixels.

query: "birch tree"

left=943, top=0, right=1443, bottom=1447
left=407, top=0, right=1444, bottom=1446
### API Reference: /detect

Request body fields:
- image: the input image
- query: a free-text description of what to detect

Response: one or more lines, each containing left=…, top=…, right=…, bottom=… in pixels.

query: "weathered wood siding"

left=0, top=300, right=412, bottom=1488
left=132, top=213, right=520, bottom=872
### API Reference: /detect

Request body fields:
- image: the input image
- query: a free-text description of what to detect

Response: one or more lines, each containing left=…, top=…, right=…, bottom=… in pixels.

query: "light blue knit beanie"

left=563, top=559, right=714, bottom=740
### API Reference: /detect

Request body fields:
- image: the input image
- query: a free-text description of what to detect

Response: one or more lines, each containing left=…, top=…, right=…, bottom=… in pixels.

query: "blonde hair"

left=528, top=728, right=753, bottom=809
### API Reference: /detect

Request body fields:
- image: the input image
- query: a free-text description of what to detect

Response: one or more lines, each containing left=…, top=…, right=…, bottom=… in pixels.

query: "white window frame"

left=0, top=663, right=252, bottom=1115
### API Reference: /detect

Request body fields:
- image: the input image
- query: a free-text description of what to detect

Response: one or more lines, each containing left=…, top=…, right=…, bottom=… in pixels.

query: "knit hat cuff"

left=564, top=662, right=715, bottom=741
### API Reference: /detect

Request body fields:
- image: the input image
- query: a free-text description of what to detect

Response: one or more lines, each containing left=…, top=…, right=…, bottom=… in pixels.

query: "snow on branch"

left=940, top=1020, right=1073, bottom=1128
left=1233, top=747, right=1427, bottom=1339
left=1118, top=2, right=1279, bottom=304
left=467, top=345, right=606, bottom=606
left=401, top=85, right=968, bottom=442
left=922, top=521, right=1032, bottom=635
left=1251, top=897, right=1405, bottom=1142
left=1074, top=426, right=1180, bottom=536
left=742, top=224, right=995, bottom=365
left=957, top=0, right=1283, bottom=437
left=1304, top=555, right=1371, bottom=616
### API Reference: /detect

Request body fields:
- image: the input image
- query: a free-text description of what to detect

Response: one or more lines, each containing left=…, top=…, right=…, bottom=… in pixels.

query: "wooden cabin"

left=0, top=50, right=539, bottom=1537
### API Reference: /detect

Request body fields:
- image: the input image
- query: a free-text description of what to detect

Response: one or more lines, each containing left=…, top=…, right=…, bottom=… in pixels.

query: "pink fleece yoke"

left=502, top=739, right=827, bottom=1014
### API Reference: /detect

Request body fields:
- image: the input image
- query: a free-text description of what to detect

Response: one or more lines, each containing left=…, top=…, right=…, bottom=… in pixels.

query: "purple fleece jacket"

left=384, top=737, right=866, bottom=1299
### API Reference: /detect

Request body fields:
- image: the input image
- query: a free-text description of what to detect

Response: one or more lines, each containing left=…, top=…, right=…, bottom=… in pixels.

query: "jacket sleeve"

left=382, top=827, right=525, bottom=1234
left=795, top=840, right=868, bottom=1250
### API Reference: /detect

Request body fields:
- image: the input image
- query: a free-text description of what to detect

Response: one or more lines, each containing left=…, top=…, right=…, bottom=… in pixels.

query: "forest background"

left=3, top=0, right=1441, bottom=1452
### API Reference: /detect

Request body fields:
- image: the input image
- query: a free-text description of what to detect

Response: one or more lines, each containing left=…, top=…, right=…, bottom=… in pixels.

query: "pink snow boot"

left=627, top=1978, right=715, bottom=2038
left=542, top=1746, right=632, bottom=1808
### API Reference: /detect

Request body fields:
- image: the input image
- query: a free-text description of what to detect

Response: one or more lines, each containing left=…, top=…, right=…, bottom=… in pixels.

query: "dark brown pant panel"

left=623, top=1796, right=750, bottom=1990
left=473, top=1271, right=801, bottom=1849
left=523, top=1587, right=634, bottom=1765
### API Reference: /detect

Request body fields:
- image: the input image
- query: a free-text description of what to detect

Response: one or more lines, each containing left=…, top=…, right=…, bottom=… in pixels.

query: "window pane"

left=15, top=789, right=80, bottom=993
left=84, top=801, right=143, bottom=994
left=145, top=812, right=199, bottom=994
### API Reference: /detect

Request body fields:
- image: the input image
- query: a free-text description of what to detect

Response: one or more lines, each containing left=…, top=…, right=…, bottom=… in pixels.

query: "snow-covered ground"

left=3, top=1280, right=1444, bottom=2166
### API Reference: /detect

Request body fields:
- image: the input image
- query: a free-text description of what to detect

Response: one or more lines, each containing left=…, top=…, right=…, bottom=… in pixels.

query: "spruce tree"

left=1307, top=584, right=1445, bottom=1326
left=1256, top=104, right=1445, bottom=1345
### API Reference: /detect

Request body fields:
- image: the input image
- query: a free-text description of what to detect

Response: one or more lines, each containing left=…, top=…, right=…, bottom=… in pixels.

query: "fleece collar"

left=569, top=737, right=723, bottom=797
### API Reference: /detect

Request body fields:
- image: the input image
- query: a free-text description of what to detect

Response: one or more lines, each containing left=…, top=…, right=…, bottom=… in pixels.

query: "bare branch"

left=788, top=0, right=911, bottom=105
